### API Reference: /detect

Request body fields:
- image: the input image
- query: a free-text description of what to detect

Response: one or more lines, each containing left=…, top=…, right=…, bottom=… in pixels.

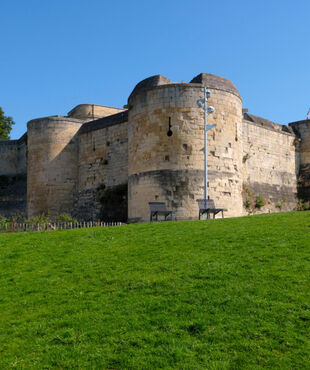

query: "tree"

left=0, top=107, right=15, bottom=140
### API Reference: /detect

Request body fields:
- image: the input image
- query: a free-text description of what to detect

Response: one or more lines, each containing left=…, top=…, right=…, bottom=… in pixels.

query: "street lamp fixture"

left=196, top=87, right=216, bottom=210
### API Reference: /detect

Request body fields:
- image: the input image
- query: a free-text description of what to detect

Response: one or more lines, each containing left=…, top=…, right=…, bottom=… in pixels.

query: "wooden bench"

left=149, top=202, right=174, bottom=222
left=197, top=199, right=227, bottom=219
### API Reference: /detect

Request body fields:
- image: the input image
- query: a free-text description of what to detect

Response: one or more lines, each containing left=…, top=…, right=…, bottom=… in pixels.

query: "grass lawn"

left=0, top=212, right=309, bottom=368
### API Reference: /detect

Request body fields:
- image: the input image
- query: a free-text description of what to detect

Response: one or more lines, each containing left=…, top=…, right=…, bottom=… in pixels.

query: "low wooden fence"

left=0, top=221, right=123, bottom=233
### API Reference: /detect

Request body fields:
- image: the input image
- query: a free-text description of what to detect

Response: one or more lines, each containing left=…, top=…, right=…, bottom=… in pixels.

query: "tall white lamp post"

left=197, top=87, right=216, bottom=208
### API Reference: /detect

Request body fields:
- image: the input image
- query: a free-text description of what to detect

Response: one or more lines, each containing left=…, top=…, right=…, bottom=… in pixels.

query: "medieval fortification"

left=1, top=73, right=309, bottom=222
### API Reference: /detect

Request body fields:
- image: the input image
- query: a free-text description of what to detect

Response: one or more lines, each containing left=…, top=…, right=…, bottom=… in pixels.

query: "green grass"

left=0, top=212, right=309, bottom=369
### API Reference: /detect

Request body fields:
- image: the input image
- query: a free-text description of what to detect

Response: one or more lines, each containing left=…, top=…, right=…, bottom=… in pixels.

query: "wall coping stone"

left=0, top=133, right=27, bottom=147
left=27, top=115, right=84, bottom=128
left=78, top=110, right=128, bottom=135
left=68, top=104, right=125, bottom=117
left=289, top=119, right=310, bottom=126
left=243, top=119, right=296, bottom=137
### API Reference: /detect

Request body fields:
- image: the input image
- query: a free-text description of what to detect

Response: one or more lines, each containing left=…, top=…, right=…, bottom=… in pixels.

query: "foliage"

left=0, top=216, right=8, bottom=228
left=255, top=194, right=266, bottom=209
left=296, top=199, right=310, bottom=211
left=0, top=213, right=26, bottom=229
left=296, top=199, right=303, bottom=210
left=25, top=213, right=50, bottom=225
left=244, top=198, right=252, bottom=209
left=0, top=107, right=15, bottom=140
left=0, top=213, right=78, bottom=231
left=23, top=213, right=78, bottom=226
left=0, top=212, right=309, bottom=368
left=275, top=201, right=282, bottom=209
left=304, top=201, right=310, bottom=210
left=242, top=184, right=266, bottom=212
left=54, top=213, right=77, bottom=223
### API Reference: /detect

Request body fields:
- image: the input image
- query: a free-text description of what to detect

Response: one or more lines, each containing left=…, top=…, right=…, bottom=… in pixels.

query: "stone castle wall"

left=0, top=135, right=27, bottom=175
left=242, top=120, right=298, bottom=212
left=1, top=73, right=307, bottom=221
left=0, top=135, right=27, bottom=218
left=289, top=120, right=310, bottom=201
left=75, top=118, right=128, bottom=221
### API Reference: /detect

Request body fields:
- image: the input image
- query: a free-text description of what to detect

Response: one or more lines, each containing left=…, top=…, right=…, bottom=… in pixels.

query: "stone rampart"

left=0, top=134, right=27, bottom=175
left=75, top=113, right=128, bottom=221
left=289, top=120, right=310, bottom=201
left=0, top=135, right=27, bottom=218
left=242, top=119, right=298, bottom=212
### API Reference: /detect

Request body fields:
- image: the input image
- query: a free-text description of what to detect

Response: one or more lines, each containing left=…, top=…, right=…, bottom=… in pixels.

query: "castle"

left=1, top=73, right=309, bottom=222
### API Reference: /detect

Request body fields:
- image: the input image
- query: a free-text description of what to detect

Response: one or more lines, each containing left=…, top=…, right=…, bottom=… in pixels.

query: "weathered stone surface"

left=1, top=73, right=308, bottom=221
left=0, top=174, right=26, bottom=218
left=242, top=119, right=298, bottom=213
left=190, top=73, right=241, bottom=99
left=27, top=116, right=83, bottom=218
left=68, top=104, right=125, bottom=120
left=290, top=120, right=310, bottom=201
left=74, top=120, right=128, bottom=221
left=0, top=135, right=27, bottom=217
left=128, top=81, right=243, bottom=221
left=129, top=75, right=172, bottom=100
left=0, top=134, right=27, bottom=176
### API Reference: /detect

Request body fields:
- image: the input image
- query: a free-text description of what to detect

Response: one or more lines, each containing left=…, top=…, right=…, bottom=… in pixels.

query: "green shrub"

left=25, top=214, right=50, bottom=225
left=0, top=216, right=8, bottom=228
left=255, top=194, right=266, bottom=209
left=296, top=199, right=310, bottom=211
left=296, top=199, right=303, bottom=211
left=275, top=202, right=282, bottom=210
left=244, top=198, right=252, bottom=209
left=54, top=214, right=78, bottom=223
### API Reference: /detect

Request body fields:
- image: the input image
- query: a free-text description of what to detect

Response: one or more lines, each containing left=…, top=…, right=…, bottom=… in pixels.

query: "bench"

left=149, top=202, right=174, bottom=222
left=197, top=199, right=227, bottom=219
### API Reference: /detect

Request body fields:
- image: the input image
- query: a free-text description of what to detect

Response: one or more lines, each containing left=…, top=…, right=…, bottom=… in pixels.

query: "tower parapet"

left=68, top=104, right=125, bottom=120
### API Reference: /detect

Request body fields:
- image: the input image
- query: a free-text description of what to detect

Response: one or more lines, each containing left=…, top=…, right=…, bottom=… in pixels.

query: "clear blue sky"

left=1, top=0, right=309, bottom=139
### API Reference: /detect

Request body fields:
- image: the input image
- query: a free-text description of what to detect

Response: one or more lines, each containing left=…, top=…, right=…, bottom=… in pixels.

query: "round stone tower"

left=127, top=73, right=243, bottom=221
left=27, top=116, right=83, bottom=218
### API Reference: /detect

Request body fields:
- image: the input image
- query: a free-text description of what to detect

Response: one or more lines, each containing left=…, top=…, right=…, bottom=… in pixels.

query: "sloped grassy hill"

left=0, top=212, right=309, bottom=368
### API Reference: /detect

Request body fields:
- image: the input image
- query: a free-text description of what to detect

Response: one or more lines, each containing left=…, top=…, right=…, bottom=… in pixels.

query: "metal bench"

left=197, top=199, right=227, bottom=219
left=149, top=202, right=174, bottom=222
